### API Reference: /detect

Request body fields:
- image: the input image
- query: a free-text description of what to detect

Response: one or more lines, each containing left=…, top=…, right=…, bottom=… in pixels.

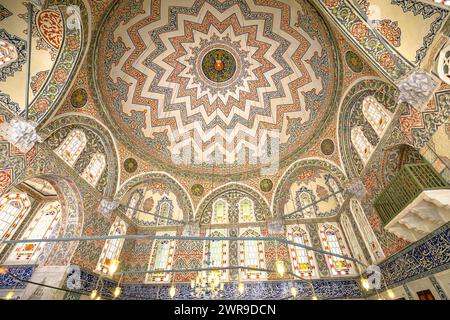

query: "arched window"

left=7, top=201, right=61, bottom=264
left=326, top=175, right=344, bottom=206
left=296, top=191, right=315, bottom=218
left=351, top=126, right=374, bottom=164
left=0, top=193, right=31, bottom=242
left=212, top=199, right=227, bottom=224
left=286, top=226, right=316, bottom=277
left=0, top=40, right=18, bottom=68
left=437, top=44, right=450, bottom=85
left=239, top=229, right=266, bottom=280
left=125, top=191, right=141, bottom=219
left=320, top=224, right=352, bottom=276
left=204, top=230, right=228, bottom=280
left=156, top=198, right=172, bottom=226
left=147, top=232, right=176, bottom=282
left=350, top=199, right=385, bottom=263
left=239, top=198, right=255, bottom=223
left=55, top=129, right=87, bottom=166
left=362, top=96, right=391, bottom=136
left=96, top=218, right=127, bottom=275
left=340, top=214, right=367, bottom=273
left=81, top=153, right=106, bottom=187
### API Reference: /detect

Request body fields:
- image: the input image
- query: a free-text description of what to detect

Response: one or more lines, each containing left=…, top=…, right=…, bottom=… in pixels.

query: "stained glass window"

left=156, top=200, right=171, bottom=226
left=351, top=126, right=374, bottom=164
left=340, top=214, right=367, bottom=273
left=204, top=230, right=228, bottom=280
left=96, top=218, right=127, bottom=275
left=350, top=199, right=385, bottom=263
left=212, top=199, right=227, bottom=224
left=320, top=224, right=352, bottom=276
left=147, top=234, right=176, bottom=282
left=126, top=191, right=140, bottom=218
left=0, top=193, right=31, bottom=242
left=239, top=229, right=266, bottom=280
left=55, top=129, right=87, bottom=166
left=438, top=45, right=450, bottom=85
left=81, top=153, right=106, bottom=187
left=0, top=40, right=17, bottom=67
left=7, top=201, right=61, bottom=264
left=287, top=226, right=316, bottom=277
left=239, top=198, right=255, bottom=223
left=362, top=96, right=391, bottom=137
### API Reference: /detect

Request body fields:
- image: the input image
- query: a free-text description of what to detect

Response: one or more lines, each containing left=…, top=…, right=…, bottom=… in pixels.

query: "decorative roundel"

left=191, top=184, right=204, bottom=197
left=260, top=179, right=274, bottom=193
left=320, top=139, right=335, bottom=156
left=143, top=197, right=154, bottom=211
left=345, top=51, right=363, bottom=73
left=123, top=158, right=138, bottom=173
left=201, top=49, right=237, bottom=83
left=70, top=88, right=88, bottom=108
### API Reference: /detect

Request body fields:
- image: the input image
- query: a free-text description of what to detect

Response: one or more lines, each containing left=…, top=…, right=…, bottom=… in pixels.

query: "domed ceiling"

left=95, top=0, right=339, bottom=176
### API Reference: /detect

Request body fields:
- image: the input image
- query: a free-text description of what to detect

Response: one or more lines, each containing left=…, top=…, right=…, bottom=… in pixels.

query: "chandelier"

left=191, top=260, right=225, bottom=299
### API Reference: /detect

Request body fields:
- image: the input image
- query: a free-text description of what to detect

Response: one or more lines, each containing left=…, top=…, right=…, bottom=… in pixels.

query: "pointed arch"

left=203, top=229, right=228, bottom=280
left=239, top=228, right=267, bottom=281
left=81, top=153, right=106, bottom=187
left=55, top=129, right=87, bottom=166
left=351, top=126, right=375, bottom=164
left=238, top=197, right=255, bottom=223
left=146, top=231, right=176, bottom=283
left=286, top=225, right=317, bottom=277
left=362, top=96, right=392, bottom=137
left=212, top=199, right=228, bottom=224
left=340, top=213, right=368, bottom=273
left=95, top=217, right=127, bottom=275
left=319, top=223, right=353, bottom=276
left=350, top=198, right=385, bottom=263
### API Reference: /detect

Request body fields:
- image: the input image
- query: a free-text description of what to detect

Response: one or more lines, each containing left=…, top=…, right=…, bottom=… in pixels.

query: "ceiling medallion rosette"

left=96, top=0, right=338, bottom=176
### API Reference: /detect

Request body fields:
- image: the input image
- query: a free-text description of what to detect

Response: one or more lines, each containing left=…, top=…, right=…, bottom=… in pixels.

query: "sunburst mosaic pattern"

left=96, top=0, right=338, bottom=174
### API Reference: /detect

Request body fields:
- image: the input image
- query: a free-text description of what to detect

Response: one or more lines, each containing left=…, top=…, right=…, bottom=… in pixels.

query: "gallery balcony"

left=374, top=163, right=450, bottom=242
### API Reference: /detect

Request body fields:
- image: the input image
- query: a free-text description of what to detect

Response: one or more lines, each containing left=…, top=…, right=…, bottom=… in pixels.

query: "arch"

left=349, top=198, right=385, bottom=263
left=125, top=190, right=143, bottom=219
left=203, top=229, right=229, bottom=280
left=115, top=172, right=194, bottom=224
left=95, top=217, right=127, bottom=275
left=40, top=114, right=120, bottom=197
left=238, top=197, right=256, bottom=223
left=362, top=96, right=392, bottom=137
left=239, top=228, right=267, bottom=281
left=81, top=153, right=106, bottom=187
left=146, top=231, right=176, bottom=283
left=272, top=158, right=347, bottom=218
left=286, top=225, right=317, bottom=277
left=351, top=126, right=375, bottom=164
left=195, top=183, right=271, bottom=224
left=319, top=223, right=353, bottom=276
left=340, top=213, right=368, bottom=273
left=211, top=199, right=228, bottom=224
left=11, top=174, right=84, bottom=267
left=55, top=129, right=87, bottom=166
left=338, top=78, right=399, bottom=178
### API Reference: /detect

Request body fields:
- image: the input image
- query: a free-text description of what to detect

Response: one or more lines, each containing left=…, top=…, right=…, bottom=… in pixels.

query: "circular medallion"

left=201, top=49, right=236, bottom=83
left=191, top=184, right=204, bottom=197
left=123, top=158, right=138, bottom=173
left=143, top=197, right=154, bottom=211
left=70, top=88, right=87, bottom=108
left=345, top=51, right=363, bottom=73
left=320, top=139, right=335, bottom=156
left=260, top=179, right=273, bottom=193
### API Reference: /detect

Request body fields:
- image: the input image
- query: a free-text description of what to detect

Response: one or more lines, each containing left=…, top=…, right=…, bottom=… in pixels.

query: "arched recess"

left=195, top=183, right=271, bottom=224
left=114, top=172, right=194, bottom=225
left=272, top=158, right=347, bottom=218
left=7, top=174, right=84, bottom=267
left=338, top=78, right=399, bottom=178
left=39, top=114, right=119, bottom=198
